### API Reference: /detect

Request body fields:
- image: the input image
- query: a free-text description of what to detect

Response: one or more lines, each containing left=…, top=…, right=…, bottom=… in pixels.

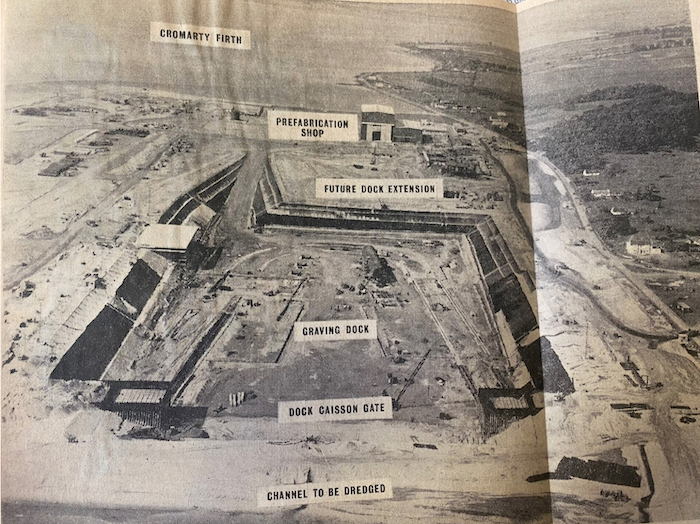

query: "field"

left=521, top=25, right=697, bottom=115
left=519, top=21, right=700, bottom=279
left=576, top=151, right=700, bottom=253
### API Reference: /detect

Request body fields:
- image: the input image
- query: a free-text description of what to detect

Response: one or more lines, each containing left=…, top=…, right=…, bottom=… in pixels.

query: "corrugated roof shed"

left=361, top=104, right=395, bottom=115
left=491, top=396, right=529, bottom=410
left=114, top=388, right=167, bottom=404
left=399, top=119, right=422, bottom=130
left=136, top=224, right=199, bottom=252
left=361, top=104, right=395, bottom=124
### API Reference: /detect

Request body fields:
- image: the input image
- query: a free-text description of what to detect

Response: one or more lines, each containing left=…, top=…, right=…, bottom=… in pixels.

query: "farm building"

left=626, top=234, right=662, bottom=256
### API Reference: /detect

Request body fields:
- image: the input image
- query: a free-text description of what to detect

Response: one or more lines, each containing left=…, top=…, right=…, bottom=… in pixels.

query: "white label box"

left=258, top=478, right=392, bottom=507
left=293, top=319, right=377, bottom=342
left=268, top=110, right=359, bottom=142
left=316, top=178, right=443, bottom=199
left=150, top=23, right=251, bottom=49
left=278, top=396, right=393, bottom=423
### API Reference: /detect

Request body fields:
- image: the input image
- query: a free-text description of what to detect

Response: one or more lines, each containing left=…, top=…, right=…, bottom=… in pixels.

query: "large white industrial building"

left=360, top=104, right=395, bottom=142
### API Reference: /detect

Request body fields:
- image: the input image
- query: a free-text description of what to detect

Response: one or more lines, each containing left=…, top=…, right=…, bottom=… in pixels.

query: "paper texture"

left=2, top=0, right=699, bottom=523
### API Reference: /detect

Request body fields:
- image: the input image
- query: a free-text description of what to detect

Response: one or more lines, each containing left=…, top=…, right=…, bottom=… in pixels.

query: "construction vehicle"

left=393, top=348, right=432, bottom=410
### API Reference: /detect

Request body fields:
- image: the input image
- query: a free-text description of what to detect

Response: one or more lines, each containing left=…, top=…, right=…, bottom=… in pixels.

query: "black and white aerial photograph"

left=1, top=0, right=699, bottom=523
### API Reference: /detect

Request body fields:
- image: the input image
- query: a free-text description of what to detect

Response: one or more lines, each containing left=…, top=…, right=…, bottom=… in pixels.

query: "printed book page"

left=518, top=0, right=700, bottom=521
left=1, top=0, right=698, bottom=523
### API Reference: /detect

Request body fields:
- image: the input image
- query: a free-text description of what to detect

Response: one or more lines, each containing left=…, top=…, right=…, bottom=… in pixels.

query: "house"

left=591, top=189, right=612, bottom=198
left=626, top=234, right=662, bottom=256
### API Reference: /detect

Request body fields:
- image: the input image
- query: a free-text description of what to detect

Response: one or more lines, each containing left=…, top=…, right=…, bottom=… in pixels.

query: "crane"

left=393, top=348, right=432, bottom=410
